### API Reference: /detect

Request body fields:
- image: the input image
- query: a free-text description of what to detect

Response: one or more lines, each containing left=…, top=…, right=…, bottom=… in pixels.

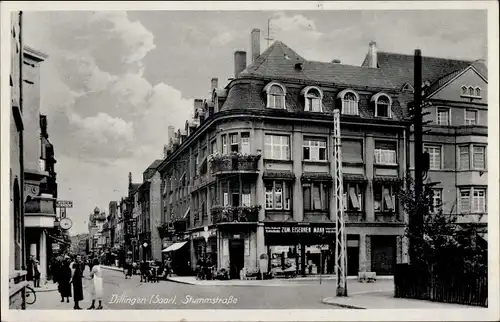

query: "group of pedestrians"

left=52, top=255, right=104, bottom=310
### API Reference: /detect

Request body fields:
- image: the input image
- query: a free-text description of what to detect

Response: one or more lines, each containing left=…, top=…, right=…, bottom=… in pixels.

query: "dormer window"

left=264, top=82, right=286, bottom=109
left=371, top=93, right=392, bottom=118
left=301, top=86, right=323, bottom=112
left=338, top=89, right=359, bottom=115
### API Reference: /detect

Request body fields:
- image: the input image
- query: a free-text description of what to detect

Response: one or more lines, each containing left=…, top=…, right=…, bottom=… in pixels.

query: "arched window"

left=461, top=86, right=468, bottom=95
left=371, top=93, right=392, bottom=118
left=475, top=87, right=481, bottom=97
left=264, top=82, right=286, bottom=109
left=468, top=86, right=474, bottom=96
left=301, top=86, right=323, bottom=112
left=338, top=89, right=359, bottom=115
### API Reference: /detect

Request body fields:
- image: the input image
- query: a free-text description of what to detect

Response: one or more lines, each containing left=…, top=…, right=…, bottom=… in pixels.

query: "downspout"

left=19, top=11, right=26, bottom=270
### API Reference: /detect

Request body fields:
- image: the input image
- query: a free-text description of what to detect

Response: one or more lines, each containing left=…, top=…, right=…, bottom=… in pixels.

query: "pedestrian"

left=34, top=260, right=41, bottom=288
left=87, top=258, right=104, bottom=310
left=124, top=256, right=133, bottom=279
left=58, top=256, right=72, bottom=303
left=26, top=255, right=35, bottom=287
left=70, top=255, right=84, bottom=310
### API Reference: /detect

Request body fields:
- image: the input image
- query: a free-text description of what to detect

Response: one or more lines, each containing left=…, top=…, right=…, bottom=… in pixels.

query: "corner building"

left=158, top=35, right=412, bottom=278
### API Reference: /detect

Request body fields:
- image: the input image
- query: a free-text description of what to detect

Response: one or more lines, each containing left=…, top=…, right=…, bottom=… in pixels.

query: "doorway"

left=347, top=247, right=359, bottom=276
left=371, top=236, right=396, bottom=275
left=229, top=239, right=244, bottom=279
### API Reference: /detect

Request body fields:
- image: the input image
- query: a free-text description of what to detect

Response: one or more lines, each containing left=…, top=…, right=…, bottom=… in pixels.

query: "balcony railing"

left=209, top=153, right=261, bottom=174
left=211, top=205, right=261, bottom=224
left=375, top=212, right=401, bottom=223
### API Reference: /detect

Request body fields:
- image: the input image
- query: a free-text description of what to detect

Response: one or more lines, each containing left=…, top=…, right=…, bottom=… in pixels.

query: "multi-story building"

left=137, top=160, right=163, bottom=261
left=366, top=47, right=488, bottom=238
left=87, top=207, right=107, bottom=257
left=157, top=29, right=412, bottom=278
left=125, top=173, right=141, bottom=261
left=70, top=233, right=89, bottom=256
left=9, top=11, right=27, bottom=309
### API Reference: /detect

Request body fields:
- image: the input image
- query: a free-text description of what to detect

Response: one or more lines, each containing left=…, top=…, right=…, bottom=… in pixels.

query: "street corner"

left=321, top=297, right=366, bottom=309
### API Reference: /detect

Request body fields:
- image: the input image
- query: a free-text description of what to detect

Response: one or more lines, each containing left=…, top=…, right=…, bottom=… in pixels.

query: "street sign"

left=56, top=200, right=73, bottom=208
left=60, top=207, right=67, bottom=219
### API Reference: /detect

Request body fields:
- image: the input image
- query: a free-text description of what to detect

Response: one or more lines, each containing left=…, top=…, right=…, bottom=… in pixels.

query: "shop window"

left=303, top=137, right=327, bottom=161
left=342, top=183, right=363, bottom=211
left=374, top=183, right=396, bottom=212
left=303, top=182, right=329, bottom=211
left=265, top=181, right=291, bottom=210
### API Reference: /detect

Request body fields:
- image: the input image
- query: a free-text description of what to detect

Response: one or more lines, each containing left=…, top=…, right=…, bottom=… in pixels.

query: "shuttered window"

left=343, top=140, right=363, bottom=163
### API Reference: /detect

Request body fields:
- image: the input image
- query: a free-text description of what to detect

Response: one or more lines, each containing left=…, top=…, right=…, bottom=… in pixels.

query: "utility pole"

left=333, top=107, right=347, bottom=297
left=411, top=49, right=424, bottom=264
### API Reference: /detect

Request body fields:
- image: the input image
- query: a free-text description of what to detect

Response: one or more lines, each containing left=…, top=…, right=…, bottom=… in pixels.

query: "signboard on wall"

left=244, top=238, right=250, bottom=256
left=264, top=226, right=336, bottom=235
left=56, top=200, right=73, bottom=208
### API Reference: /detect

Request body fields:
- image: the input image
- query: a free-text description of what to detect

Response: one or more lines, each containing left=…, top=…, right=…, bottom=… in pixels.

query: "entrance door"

left=371, top=236, right=396, bottom=275
left=347, top=247, right=359, bottom=276
left=229, top=239, right=244, bottom=279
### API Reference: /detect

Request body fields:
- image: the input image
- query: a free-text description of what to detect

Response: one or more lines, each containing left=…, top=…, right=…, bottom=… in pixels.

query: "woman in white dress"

left=87, top=258, right=104, bottom=310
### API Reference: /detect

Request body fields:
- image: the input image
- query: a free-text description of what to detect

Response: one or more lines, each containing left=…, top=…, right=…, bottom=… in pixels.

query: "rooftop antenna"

left=264, top=18, right=275, bottom=48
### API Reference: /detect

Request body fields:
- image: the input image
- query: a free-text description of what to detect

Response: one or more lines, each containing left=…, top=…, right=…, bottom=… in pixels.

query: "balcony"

left=375, top=212, right=402, bottom=223
left=211, top=205, right=261, bottom=224
left=210, top=153, right=261, bottom=175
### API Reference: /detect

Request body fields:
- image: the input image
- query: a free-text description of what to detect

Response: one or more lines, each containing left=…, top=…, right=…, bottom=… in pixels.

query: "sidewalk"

left=101, top=265, right=123, bottom=272
left=322, top=291, right=483, bottom=309
left=27, top=284, right=108, bottom=310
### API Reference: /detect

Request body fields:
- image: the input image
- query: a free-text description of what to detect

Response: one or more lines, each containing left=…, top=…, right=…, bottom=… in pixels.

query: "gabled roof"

left=470, top=59, right=487, bottom=79
left=239, top=41, right=397, bottom=90
left=370, top=52, right=472, bottom=87
left=147, top=159, right=163, bottom=170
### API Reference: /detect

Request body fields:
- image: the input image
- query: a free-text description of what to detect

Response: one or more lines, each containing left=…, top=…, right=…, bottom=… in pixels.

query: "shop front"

left=216, top=224, right=257, bottom=279
left=264, top=223, right=336, bottom=276
left=161, top=233, right=191, bottom=276
left=191, top=228, right=218, bottom=267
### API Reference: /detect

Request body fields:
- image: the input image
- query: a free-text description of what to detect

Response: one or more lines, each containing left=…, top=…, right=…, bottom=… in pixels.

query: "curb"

left=321, top=297, right=366, bottom=309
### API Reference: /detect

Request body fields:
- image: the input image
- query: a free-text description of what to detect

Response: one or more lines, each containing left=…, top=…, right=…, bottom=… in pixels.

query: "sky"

left=22, top=9, right=487, bottom=235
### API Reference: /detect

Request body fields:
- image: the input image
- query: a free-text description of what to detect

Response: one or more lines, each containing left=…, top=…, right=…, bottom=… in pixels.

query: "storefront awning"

left=162, top=241, right=187, bottom=253
left=301, top=172, right=333, bottom=183
left=373, top=176, right=402, bottom=184
left=343, top=174, right=367, bottom=183
left=263, top=170, right=296, bottom=181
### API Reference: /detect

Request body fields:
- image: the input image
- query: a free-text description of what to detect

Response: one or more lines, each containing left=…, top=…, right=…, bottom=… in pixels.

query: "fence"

left=394, top=263, right=487, bottom=307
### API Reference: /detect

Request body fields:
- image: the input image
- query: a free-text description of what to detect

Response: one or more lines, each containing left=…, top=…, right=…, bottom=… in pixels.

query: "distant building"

left=87, top=207, right=107, bottom=257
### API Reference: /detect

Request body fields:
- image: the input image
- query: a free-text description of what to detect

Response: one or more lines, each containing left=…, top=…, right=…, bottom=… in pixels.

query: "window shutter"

left=343, top=140, right=363, bottom=162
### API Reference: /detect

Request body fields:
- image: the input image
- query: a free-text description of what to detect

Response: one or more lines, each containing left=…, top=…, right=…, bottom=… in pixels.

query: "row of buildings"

left=109, top=29, right=487, bottom=278
left=9, top=12, right=65, bottom=308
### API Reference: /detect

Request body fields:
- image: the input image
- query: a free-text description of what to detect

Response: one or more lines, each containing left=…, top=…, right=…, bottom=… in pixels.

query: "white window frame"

left=303, top=137, right=327, bottom=161
left=425, top=145, right=442, bottom=170
left=229, top=133, right=239, bottom=153
left=264, top=181, right=291, bottom=210
left=374, top=183, right=396, bottom=212
left=432, top=188, right=442, bottom=213
left=301, top=86, right=323, bottom=112
left=221, top=134, right=228, bottom=154
left=241, top=132, right=251, bottom=155
left=264, top=134, right=290, bottom=160
left=372, top=93, right=392, bottom=118
left=342, top=182, right=363, bottom=211
left=458, top=145, right=470, bottom=170
left=464, top=109, right=478, bottom=126
left=374, top=141, right=397, bottom=165
left=460, top=187, right=487, bottom=213
left=436, top=108, right=451, bottom=126
left=303, top=182, right=329, bottom=211
left=472, top=145, right=486, bottom=170
left=338, top=89, right=360, bottom=115
left=460, top=85, right=482, bottom=99
left=264, top=82, right=286, bottom=109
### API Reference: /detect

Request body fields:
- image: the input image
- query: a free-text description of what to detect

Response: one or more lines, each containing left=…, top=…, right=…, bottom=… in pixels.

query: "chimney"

left=367, top=41, right=378, bottom=68
left=251, top=28, right=261, bottom=63
left=168, top=125, right=175, bottom=142
left=234, top=51, right=247, bottom=78
left=194, top=99, right=204, bottom=116
left=211, top=78, right=218, bottom=92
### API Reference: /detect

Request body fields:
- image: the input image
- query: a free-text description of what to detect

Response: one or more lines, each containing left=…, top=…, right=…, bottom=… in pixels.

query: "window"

left=342, top=183, right=363, bottom=211
left=460, top=188, right=487, bottom=213
left=342, top=92, right=358, bottom=115
left=303, top=183, right=329, bottom=211
left=374, top=141, right=397, bottom=165
left=475, top=87, right=481, bottom=97
left=432, top=189, right=442, bottom=212
left=211, top=140, right=217, bottom=154
left=342, top=140, right=363, bottom=163
left=265, top=181, right=291, bottom=210
left=468, top=87, right=474, bottom=96
left=266, top=83, right=286, bottom=109
left=473, top=145, right=486, bottom=169
left=264, top=134, right=290, bottom=160
left=461, top=86, right=467, bottom=95
left=425, top=145, right=442, bottom=170
left=465, top=109, right=477, bottom=126
left=303, top=87, right=322, bottom=112
left=436, top=108, right=450, bottom=126
left=221, top=134, right=228, bottom=154
left=374, top=184, right=396, bottom=212
left=241, top=132, right=250, bottom=155
left=229, top=133, right=239, bottom=152
left=461, top=86, right=482, bottom=98
left=303, top=137, right=327, bottom=161
left=242, top=184, right=251, bottom=207
left=459, top=146, right=469, bottom=170
left=374, top=94, right=391, bottom=118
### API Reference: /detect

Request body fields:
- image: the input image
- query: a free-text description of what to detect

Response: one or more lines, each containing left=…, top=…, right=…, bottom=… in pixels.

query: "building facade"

left=9, top=11, right=27, bottom=309
left=157, top=30, right=412, bottom=278
left=367, top=48, right=488, bottom=238
left=87, top=207, right=107, bottom=257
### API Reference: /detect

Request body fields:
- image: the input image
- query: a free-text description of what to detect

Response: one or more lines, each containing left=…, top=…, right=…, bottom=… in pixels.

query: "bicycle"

left=25, top=285, right=37, bottom=305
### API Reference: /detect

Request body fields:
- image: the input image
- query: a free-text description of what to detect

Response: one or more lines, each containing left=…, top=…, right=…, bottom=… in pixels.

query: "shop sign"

left=265, top=226, right=336, bottom=234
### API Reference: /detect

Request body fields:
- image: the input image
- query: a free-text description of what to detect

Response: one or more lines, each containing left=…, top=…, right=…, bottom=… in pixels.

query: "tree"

left=399, top=172, right=487, bottom=278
